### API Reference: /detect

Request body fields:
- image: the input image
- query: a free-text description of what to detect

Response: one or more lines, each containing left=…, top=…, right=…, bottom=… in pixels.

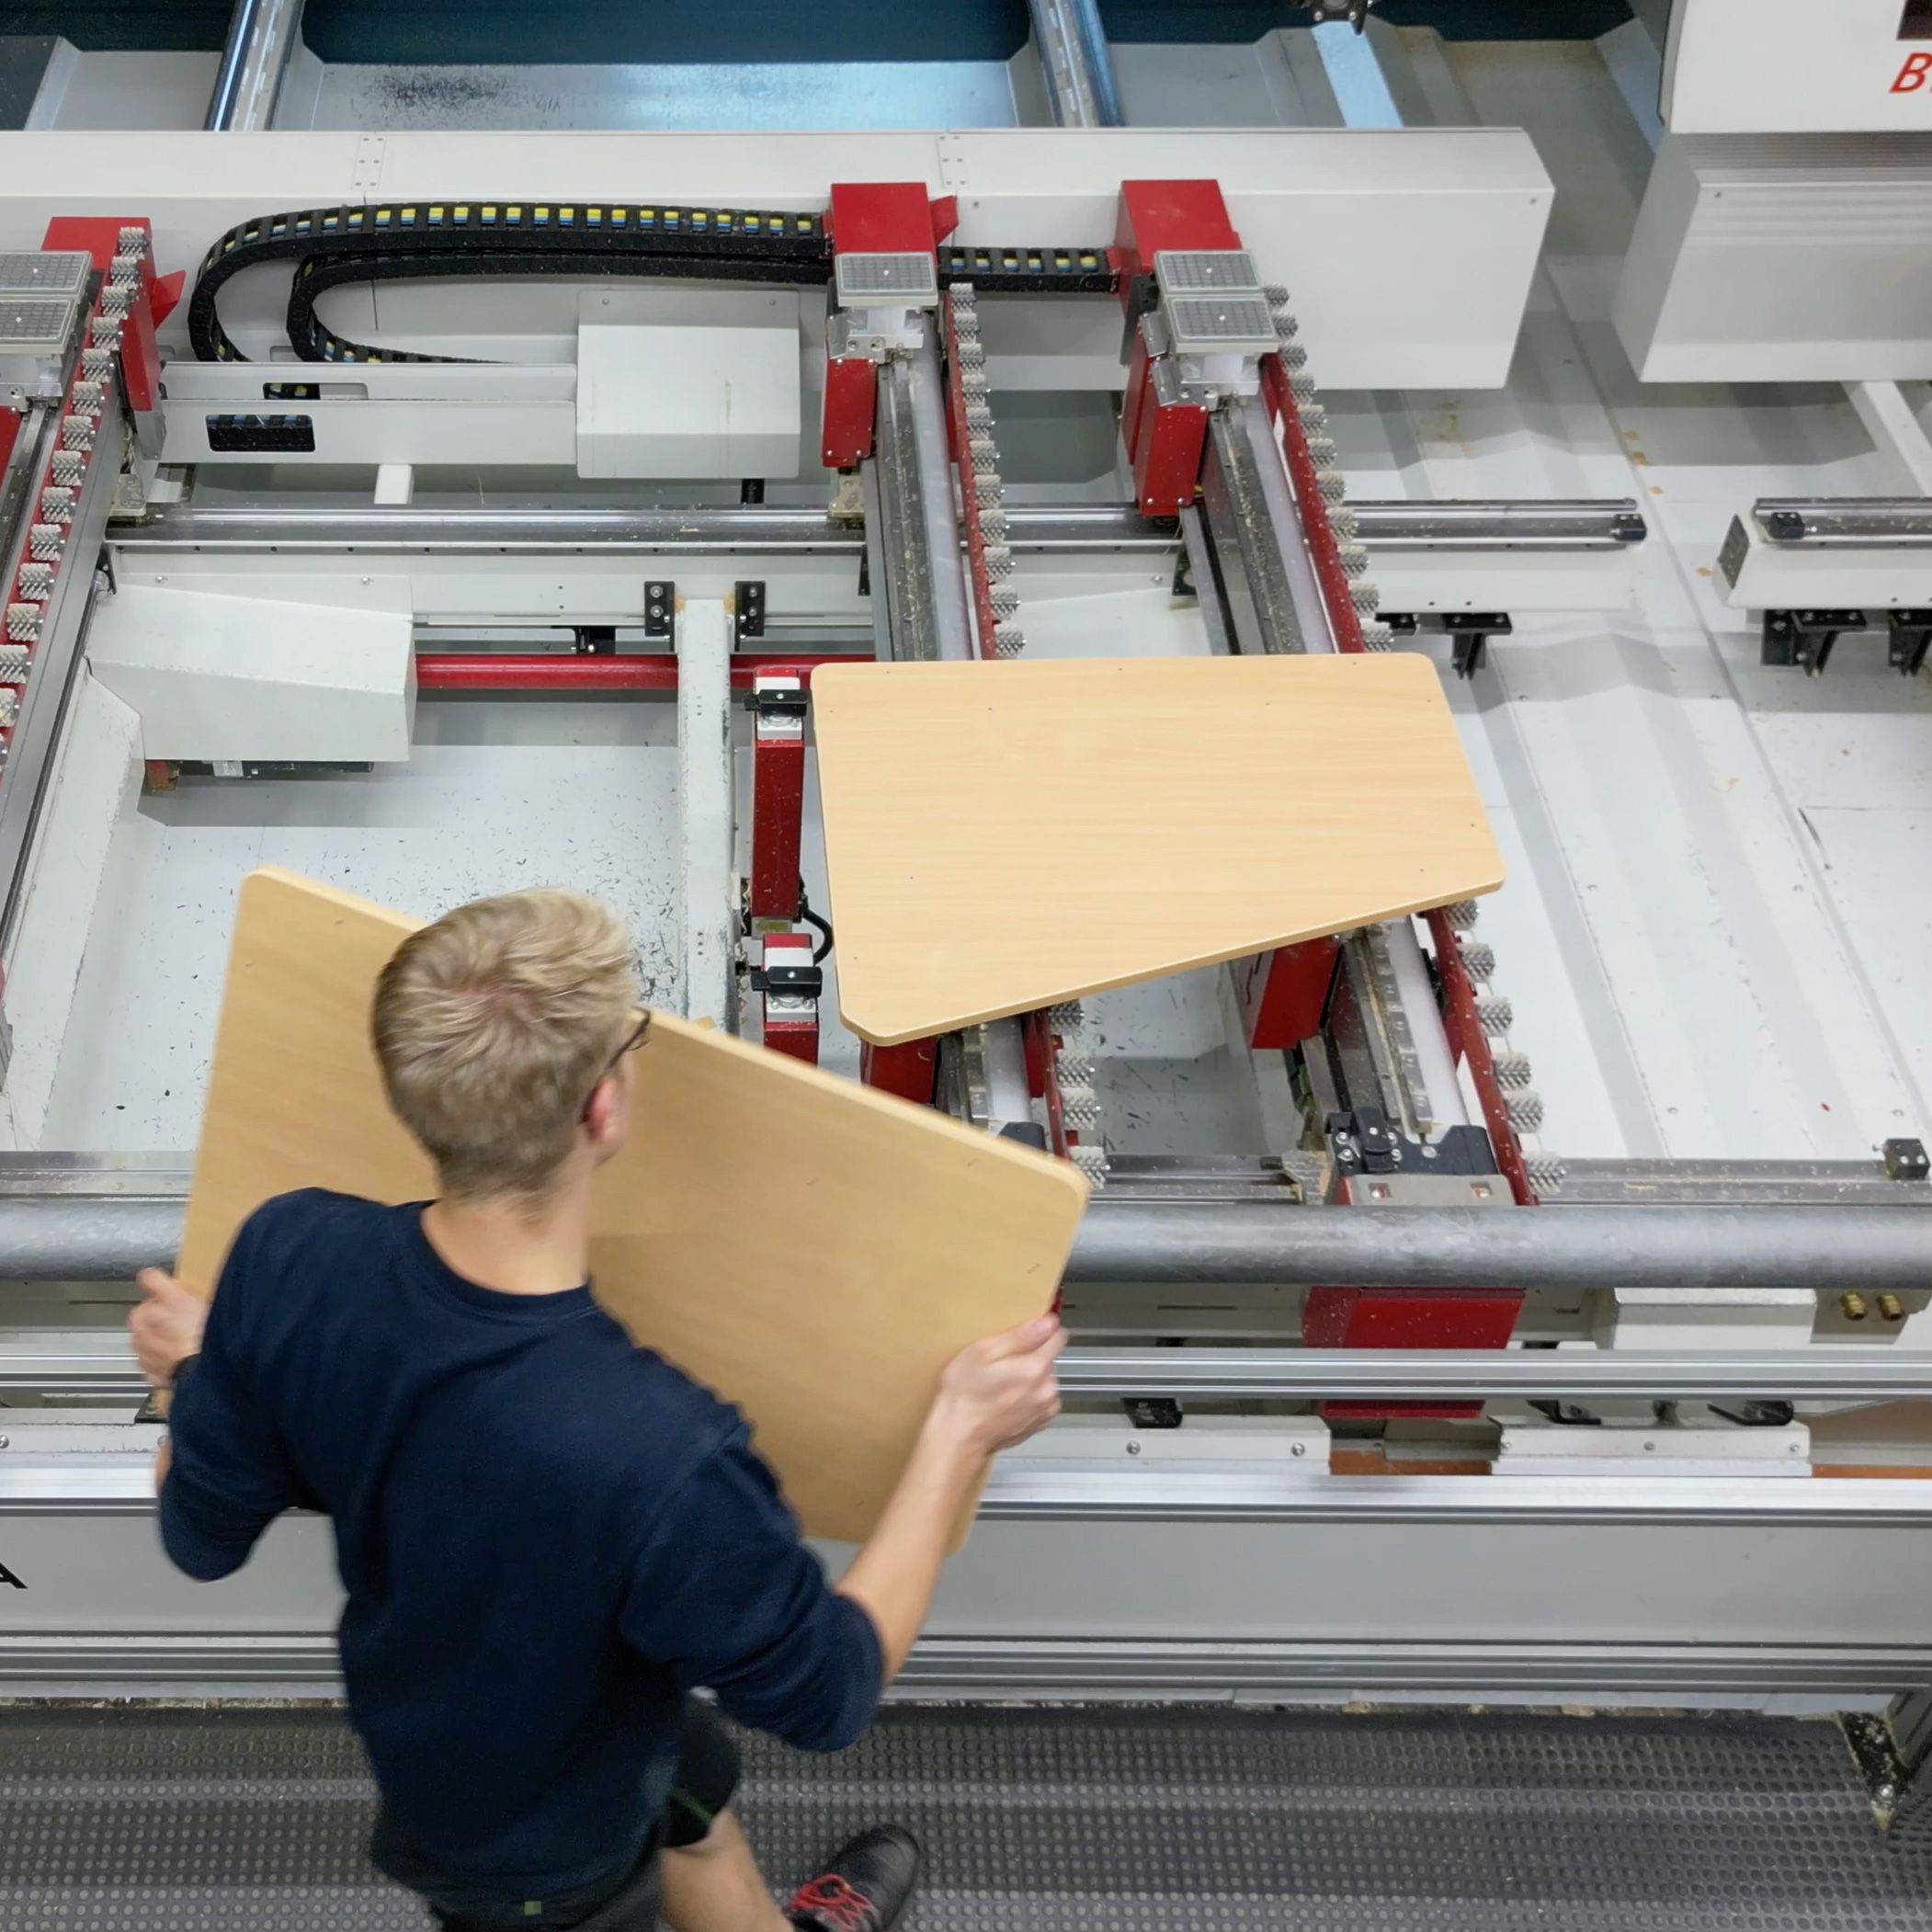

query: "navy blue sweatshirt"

left=161, top=1189, right=882, bottom=1896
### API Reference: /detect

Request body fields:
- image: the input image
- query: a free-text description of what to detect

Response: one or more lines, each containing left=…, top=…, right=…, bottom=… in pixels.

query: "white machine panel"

left=87, top=582, right=416, bottom=764
left=1612, top=132, right=1932, bottom=381
left=576, top=321, right=800, bottom=480
left=0, top=128, right=1552, bottom=390
left=1662, top=0, right=1932, bottom=135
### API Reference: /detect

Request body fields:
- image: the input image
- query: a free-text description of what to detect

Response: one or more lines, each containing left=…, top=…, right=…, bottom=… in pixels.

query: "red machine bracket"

left=1111, top=180, right=1240, bottom=516
left=746, top=671, right=808, bottom=926
left=1235, top=939, right=1338, bottom=1051
left=860, top=1038, right=939, bottom=1106
left=819, top=183, right=959, bottom=472
left=757, top=930, right=821, bottom=1066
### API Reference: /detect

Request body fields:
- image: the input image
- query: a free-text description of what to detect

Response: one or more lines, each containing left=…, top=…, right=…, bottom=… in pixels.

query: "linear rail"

left=1059, top=1347, right=1932, bottom=1403
left=1750, top=498, right=1932, bottom=546
left=111, top=500, right=1645, bottom=556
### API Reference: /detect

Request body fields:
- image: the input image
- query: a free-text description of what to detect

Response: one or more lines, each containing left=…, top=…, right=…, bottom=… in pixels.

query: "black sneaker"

left=786, top=1824, right=921, bottom=1932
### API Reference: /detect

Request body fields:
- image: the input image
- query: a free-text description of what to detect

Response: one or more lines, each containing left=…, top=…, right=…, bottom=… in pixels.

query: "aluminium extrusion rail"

left=3, top=1191, right=1932, bottom=1288
left=12, top=1341, right=1932, bottom=1404
left=6, top=1456, right=1932, bottom=1529
left=1058, top=1347, right=1932, bottom=1403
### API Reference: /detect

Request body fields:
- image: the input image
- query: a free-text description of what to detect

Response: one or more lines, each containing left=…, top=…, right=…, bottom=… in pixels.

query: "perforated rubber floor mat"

left=0, top=1703, right=1927, bottom=1929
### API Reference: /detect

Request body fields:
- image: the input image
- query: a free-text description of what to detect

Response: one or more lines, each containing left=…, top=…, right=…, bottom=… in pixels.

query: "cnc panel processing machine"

left=2, top=0, right=1932, bottom=1757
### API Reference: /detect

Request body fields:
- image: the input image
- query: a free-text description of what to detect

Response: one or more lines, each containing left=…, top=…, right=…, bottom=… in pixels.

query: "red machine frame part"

left=1301, top=1279, right=1526, bottom=1420
left=757, top=929, right=820, bottom=1066
left=412, top=651, right=857, bottom=693
left=746, top=671, right=808, bottom=927
left=819, top=183, right=959, bottom=472
left=860, top=1037, right=939, bottom=1107
left=1235, top=938, right=1337, bottom=1052
left=1112, top=180, right=1239, bottom=517
left=1021, top=1009, right=1076, bottom=1163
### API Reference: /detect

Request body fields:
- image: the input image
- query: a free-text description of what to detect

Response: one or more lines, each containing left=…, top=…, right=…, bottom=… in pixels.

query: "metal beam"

left=676, top=598, right=735, bottom=1030
left=205, top=0, right=303, bottom=131
left=111, top=500, right=1643, bottom=559
left=1066, top=1202, right=1932, bottom=1288
left=1060, top=1346, right=1932, bottom=1403
left=1027, top=0, right=1124, bottom=128
left=4, top=1188, right=1932, bottom=1288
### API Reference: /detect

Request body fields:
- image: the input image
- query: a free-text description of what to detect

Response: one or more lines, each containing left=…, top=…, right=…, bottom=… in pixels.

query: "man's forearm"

left=834, top=1403, right=986, bottom=1681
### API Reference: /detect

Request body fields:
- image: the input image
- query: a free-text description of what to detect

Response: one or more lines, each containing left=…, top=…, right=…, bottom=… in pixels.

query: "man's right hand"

left=928, top=1313, right=1066, bottom=1458
left=129, top=1267, right=207, bottom=1390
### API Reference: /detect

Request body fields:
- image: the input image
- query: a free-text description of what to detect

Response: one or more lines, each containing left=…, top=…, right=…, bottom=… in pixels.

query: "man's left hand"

left=130, top=1268, right=206, bottom=1388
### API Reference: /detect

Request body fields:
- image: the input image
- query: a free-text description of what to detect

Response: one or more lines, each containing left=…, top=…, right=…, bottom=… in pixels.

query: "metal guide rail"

left=188, top=202, right=1119, bottom=365
left=110, top=499, right=1648, bottom=556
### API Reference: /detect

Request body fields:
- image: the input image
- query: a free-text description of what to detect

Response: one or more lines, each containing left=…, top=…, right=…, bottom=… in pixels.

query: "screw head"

left=1290, top=1441, right=1306, bottom=1458
left=1125, top=1439, right=1141, bottom=1456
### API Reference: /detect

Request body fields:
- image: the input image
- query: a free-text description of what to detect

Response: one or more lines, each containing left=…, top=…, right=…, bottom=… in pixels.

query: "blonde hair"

left=371, top=888, right=640, bottom=1201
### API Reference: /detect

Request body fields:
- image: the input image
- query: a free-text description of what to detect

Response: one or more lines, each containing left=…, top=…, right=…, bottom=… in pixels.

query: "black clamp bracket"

left=733, top=579, right=767, bottom=642
left=748, top=960, right=824, bottom=1000
left=1888, top=609, right=1932, bottom=679
left=1327, top=1107, right=1499, bottom=1179
left=573, top=625, right=616, bottom=656
left=749, top=676, right=809, bottom=722
left=1762, top=608, right=1867, bottom=675
left=1884, top=1137, right=1930, bottom=1184
left=643, top=581, right=674, bottom=641
left=1383, top=611, right=1513, bottom=678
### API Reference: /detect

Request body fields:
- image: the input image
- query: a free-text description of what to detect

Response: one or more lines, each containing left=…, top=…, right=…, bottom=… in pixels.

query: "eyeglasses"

left=581, top=1014, right=651, bottom=1122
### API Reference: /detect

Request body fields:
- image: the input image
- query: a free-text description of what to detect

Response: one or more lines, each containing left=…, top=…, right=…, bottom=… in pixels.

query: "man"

left=129, top=886, right=1066, bottom=1932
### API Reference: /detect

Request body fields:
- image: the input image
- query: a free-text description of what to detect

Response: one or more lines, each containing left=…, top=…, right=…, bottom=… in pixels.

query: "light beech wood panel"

left=179, top=869, right=1087, bottom=1548
left=813, top=653, right=1504, bottom=1046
